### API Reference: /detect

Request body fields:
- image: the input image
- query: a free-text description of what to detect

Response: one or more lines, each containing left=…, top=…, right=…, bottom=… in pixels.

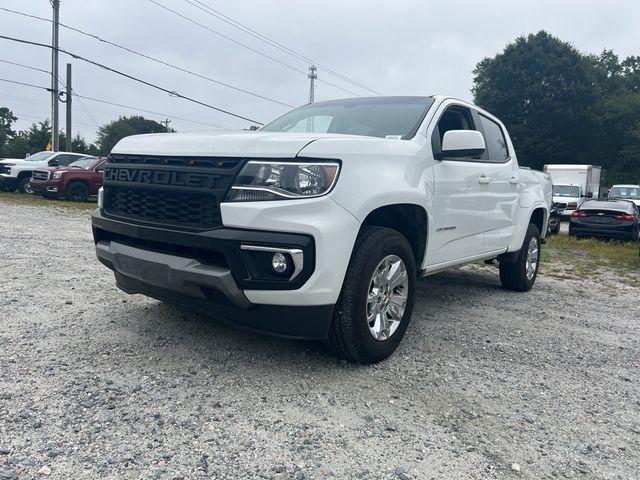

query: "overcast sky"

left=1, top=0, right=639, bottom=144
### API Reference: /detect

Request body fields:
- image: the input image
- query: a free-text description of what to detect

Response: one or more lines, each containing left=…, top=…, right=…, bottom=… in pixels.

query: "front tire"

left=66, top=182, right=89, bottom=202
left=17, top=177, right=33, bottom=194
left=499, top=223, right=541, bottom=292
left=325, top=227, right=416, bottom=363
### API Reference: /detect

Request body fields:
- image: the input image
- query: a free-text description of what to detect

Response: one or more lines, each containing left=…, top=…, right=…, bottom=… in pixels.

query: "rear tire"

left=324, top=226, right=416, bottom=363
left=499, top=223, right=541, bottom=292
left=66, top=182, right=89, bottom=202
left=17, top=177, right=33, bottom=194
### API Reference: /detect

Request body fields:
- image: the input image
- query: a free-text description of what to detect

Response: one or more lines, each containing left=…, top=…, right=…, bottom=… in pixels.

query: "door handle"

left=509, top=176, right=519, bottom=185
left=477, top=175, right=490, bottom=185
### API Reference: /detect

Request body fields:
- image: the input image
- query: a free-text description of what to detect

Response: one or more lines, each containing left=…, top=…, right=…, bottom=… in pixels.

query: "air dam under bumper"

left=92, top=211, right=335, bottom=340
left=96, top=240, right=252, bottom=309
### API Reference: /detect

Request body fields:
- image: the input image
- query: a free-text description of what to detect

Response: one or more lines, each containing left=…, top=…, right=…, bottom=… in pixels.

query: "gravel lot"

left=1, top=199, right=638, bottom=480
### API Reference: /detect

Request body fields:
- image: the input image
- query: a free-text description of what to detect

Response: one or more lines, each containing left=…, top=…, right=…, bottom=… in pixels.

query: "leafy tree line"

left=0, top=109, right=172, bottom=159
left=473, top=31, right=640, bottom=184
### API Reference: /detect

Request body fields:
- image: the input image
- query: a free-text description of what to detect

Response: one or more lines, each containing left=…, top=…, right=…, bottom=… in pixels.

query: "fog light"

left=271, top=252, right=288, bottom=273
left=97, top=187, right=104, bottom=208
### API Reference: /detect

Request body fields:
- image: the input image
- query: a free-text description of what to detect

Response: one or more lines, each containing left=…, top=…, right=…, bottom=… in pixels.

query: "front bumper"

left=91, top=200, right=359, bottom=339
left=30, top=179, right=61, bottom=197
left=0, top=175, right=18, bottom=190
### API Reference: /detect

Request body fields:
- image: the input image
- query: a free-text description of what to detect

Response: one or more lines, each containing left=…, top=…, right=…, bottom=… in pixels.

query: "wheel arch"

left=530, top=207, right=546, bottom=236
left=66, top=178, right=90, bottom=189
left=360, top=203, right=428, bottom=267
left=505, top=203, right=549, bottom=254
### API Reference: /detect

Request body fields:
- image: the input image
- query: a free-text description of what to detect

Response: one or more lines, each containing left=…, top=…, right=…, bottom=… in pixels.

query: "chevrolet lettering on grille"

left=105, top=167, right=219, bottom=189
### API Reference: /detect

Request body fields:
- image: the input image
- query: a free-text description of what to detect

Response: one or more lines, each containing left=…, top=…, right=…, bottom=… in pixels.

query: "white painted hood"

left=0, top=158, right=47, bottom=166
left=110, top=131, right=354, bottom=158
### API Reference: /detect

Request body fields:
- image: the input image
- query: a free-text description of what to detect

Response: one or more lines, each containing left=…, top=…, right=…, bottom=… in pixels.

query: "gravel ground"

left=0, top=200, right=638, bottom=480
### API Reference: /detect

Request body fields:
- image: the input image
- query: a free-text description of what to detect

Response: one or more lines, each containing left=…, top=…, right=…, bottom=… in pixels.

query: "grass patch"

left=0, top=190, right=96, bottom=211
left=541, top=233, right=640, bottom=285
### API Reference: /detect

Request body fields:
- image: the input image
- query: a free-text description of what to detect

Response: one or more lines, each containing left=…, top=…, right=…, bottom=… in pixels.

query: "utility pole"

left=64, top=63, right=72, bottom=152
left=308, top=65, right=317, bottom=104
left=161, top=118, right=171, bottom=130
left=50, top=0, right=60, bottom=151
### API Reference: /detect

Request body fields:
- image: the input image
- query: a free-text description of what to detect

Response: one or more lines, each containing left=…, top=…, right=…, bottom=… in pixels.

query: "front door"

left=427, top=103, right=491, bottom=266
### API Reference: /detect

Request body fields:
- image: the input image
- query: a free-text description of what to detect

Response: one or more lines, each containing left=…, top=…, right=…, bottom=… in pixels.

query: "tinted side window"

left=54, top=154, right=74, bottom=166
left=478, top=115, right=509, bottom=161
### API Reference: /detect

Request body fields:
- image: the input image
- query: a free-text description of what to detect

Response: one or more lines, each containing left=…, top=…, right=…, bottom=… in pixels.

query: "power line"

left=75, top=95, right=231, bottom=130
left=0, top=5, right=293, bottom=109
left=0, top=58, right=50, bottom=75
left=0, top=77, right=52, bottom=91
left=12, top=110, right=98, bottom=129
left=56, top=75, right=101, bottom=129
left=0, top=75, right=232, bottom=130
left=0, top=34, right=265, bottom=125
left=147, top=0, right=363, bottom=98
left=185, top=0, right=383, bottom=95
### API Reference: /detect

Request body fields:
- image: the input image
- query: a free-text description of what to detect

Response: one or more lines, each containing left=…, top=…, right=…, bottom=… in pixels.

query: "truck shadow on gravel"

left=123, top=266, right=504, bottom=367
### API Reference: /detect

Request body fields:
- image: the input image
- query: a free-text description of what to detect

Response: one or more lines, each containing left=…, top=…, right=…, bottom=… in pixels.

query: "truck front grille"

left=104, top=187, right=221, bottom=230
left=102, top=154, right=245, bottom=231
left=31, top=170, right=50, bottom=181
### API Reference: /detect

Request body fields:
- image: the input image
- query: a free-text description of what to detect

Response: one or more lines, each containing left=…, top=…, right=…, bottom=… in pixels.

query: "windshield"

left=67, top=158, right=98, bottom=170
left=553, top=185, right=580, bottom=197
left=25, top=151, right=54, bottom=162
left=261, top=97, right=435, bottom=139
left=609, top=186, right=640, bottom=200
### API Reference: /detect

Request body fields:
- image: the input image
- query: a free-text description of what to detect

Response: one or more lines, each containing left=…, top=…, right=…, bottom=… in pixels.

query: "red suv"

left=31, top=157, right=105, bottom=202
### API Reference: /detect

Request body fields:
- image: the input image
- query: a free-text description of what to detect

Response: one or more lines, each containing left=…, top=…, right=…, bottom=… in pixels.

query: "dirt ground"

left=0, top=199, right=638, bottom=479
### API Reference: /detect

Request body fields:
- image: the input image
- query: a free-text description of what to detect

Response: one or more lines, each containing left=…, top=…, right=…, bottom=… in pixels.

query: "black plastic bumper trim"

left=96, top=240, right=252, bottom=309
left=114, top=273, right=334, bottom=340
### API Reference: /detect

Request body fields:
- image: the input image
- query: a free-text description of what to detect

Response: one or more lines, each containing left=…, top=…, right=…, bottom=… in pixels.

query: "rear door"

left=475, top=112, right=520, bottom=252
left=427, top=101, right=492, bottom=266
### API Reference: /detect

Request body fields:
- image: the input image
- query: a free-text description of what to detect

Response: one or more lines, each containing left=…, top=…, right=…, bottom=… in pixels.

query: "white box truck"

left=543, top=164, right=602, bottom=215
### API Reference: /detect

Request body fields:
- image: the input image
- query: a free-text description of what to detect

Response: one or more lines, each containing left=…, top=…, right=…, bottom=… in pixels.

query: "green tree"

left=473, top=31, right=640, bottom=183
left=2, top=120, right=95, bottom=159
left=472, top=31, right=598, bottom=171
left=3, top=120, right=52, bottom=158
left=96, top=115, right=173, bottom=155
left=0, top=107, right=18, bottom=155
left=59, top=132, right=97, bottom=155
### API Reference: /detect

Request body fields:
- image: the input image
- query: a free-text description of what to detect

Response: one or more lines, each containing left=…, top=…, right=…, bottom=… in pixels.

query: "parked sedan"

left=569, top=200, right=640, bottom=241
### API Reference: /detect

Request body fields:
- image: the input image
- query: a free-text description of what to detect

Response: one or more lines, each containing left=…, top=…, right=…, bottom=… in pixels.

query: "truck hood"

left=111, top=131, right=360, bottom=158
left=0, top=158, right=45, bottom=166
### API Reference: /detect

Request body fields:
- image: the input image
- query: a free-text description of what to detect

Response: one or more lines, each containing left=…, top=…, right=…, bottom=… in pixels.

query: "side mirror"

left=586, top=192, right=593, bottom=198
left=438, top=130, right=486, bottom=160
left=48, top=159, right=59, bottom=167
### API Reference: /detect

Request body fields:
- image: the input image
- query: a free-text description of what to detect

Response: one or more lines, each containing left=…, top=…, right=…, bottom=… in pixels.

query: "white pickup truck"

left=92, top=96, right=552, bottom=363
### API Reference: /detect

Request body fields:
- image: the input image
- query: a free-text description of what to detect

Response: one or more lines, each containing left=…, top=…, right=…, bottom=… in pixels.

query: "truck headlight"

left=52, top=171, right=65, bottom=179
left=225, top=160, right=340, bottom=201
